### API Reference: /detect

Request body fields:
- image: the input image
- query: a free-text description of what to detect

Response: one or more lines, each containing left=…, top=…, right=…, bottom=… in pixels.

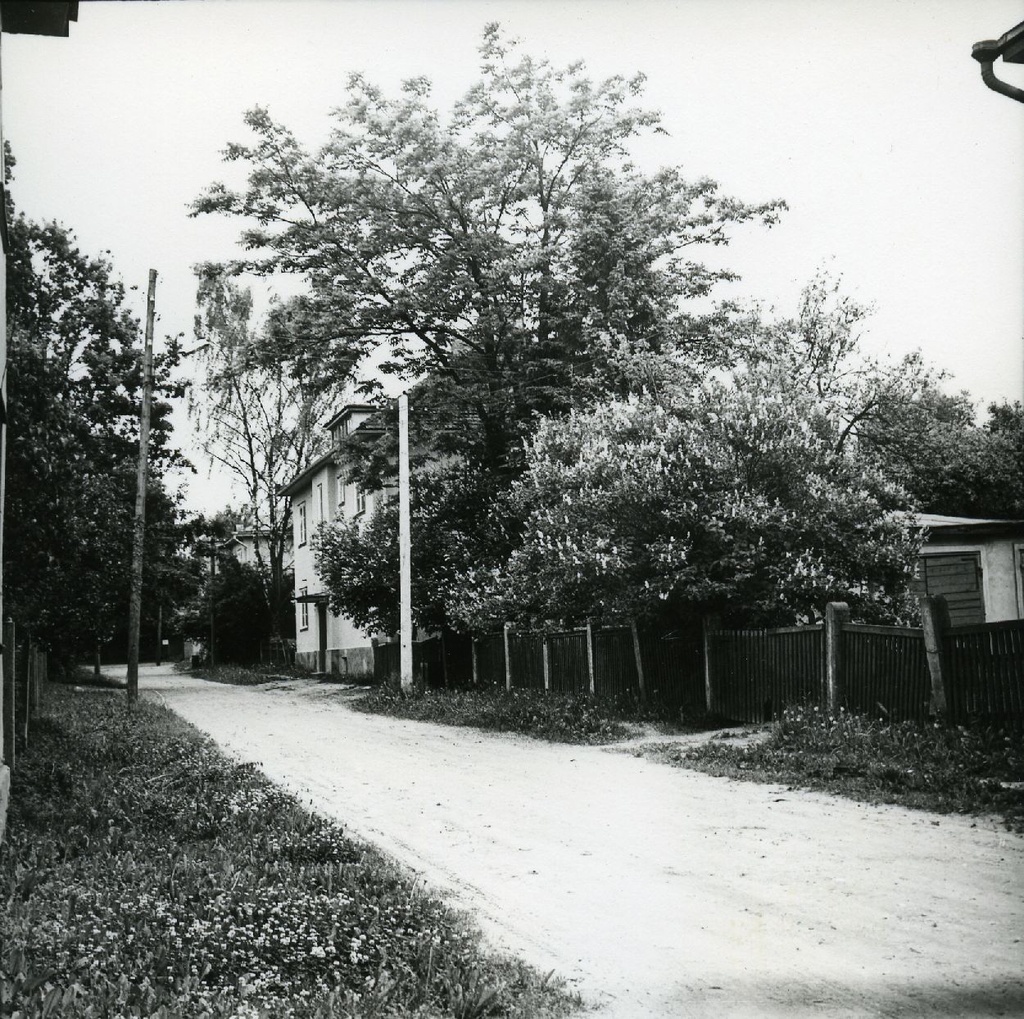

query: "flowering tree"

left=454, top=383, right=921, bottom=631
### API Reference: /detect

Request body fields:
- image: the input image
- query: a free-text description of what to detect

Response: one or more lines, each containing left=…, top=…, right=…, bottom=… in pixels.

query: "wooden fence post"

left=542, top=633, right=551, bottom=692
left=503, top=622, right=513, bottom=692
left=824, top=602, right=850, bottom=716
left=22, top=641, right=32, bottom=749
left=31, top=649, right=42, bottom=711
left=920, top=594, right=950, bottom=716
left=585, top=620, right=596, bottom=696
left=2, top=620, right=13, bottom=769
left=702, top=616, right=719, bottom=714
left=630, top=619, right=646, bottom=703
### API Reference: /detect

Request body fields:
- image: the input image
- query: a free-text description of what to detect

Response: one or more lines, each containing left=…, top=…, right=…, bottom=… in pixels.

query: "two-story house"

left=279, top=404, right=386, bottom=677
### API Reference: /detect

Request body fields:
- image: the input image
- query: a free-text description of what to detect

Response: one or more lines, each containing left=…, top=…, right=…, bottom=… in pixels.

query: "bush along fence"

left=372, top=596, right=1024, bottom=727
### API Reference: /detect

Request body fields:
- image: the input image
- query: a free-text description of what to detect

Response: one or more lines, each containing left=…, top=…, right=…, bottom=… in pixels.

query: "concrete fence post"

left=542, top=633, right=551, bottom=692
left=503, top=622, right=513, bottom=692
left=471, top=638, right=479, bottom=686
left=824, top=602, right=851, bottom=716
left=920, top=594, right=950, bottom=716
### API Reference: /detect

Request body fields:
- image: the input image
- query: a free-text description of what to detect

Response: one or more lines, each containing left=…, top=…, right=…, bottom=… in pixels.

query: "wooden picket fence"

left=372, top=602, right=1024, bottom=727
left=707, top=607, right=1024, bottom=726
left=374, top=623, right=706, bottom=712
left=2, top=620, right=50, bottom=774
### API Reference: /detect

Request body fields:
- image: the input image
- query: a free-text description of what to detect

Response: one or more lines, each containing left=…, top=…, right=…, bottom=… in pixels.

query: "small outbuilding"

left=913, top=513, right=1024, bottom=626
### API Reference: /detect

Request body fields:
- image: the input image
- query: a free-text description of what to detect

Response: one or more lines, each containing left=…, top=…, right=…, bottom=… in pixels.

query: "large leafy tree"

left=193, top=24, right=784, bottom=476
left=4, top=170, right=188, bottom=669
left=196, top=28, right=785, bottom=633
left=190, top=270, right=331, bottom=643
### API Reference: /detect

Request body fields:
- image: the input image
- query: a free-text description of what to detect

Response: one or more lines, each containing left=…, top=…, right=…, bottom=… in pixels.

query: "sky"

left=3, top=0, right=1022, bottom=514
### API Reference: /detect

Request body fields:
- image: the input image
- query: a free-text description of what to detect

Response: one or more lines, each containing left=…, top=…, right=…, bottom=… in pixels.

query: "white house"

left=279, top=404, right=386, bottom=677
left=222, top=526, right=293, bottom=573
left=914, top=513, right=1024, bottom=626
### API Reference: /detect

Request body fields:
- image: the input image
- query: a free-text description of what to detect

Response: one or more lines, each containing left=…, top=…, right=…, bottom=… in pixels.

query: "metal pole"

left=127, top=270, right=157, bottom=705
left=398, top=393, right=413, bottom=691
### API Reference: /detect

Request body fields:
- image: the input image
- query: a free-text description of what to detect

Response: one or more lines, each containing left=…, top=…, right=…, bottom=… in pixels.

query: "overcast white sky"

left=3, top=0, right=1022, bottom=514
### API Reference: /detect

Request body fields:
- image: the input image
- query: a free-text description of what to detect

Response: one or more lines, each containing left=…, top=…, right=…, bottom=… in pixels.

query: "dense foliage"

left=455, top=384, right=919, bottom=631
left=1, top=685, right=575, bottom=1017
left=3, top=156, right=192, bottom=669
left=194, top=25, right=783, bottom=475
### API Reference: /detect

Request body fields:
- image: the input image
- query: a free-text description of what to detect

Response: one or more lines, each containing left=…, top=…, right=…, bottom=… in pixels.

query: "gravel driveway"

left=132, top=665, right=1024, bottom=1018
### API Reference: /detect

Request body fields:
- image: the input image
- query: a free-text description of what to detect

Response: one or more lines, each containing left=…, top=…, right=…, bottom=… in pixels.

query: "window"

left=316, top=483, right=324, bottom=524
left=336, top=472, right=346, bottom=513
left=297, top=502, right=308, bottom=546
left=299, top=587, right=309, bottom=630
left=355, top=485, right=367, bottom=516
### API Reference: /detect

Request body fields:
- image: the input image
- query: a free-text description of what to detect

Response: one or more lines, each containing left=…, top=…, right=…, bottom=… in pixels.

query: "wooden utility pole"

left=398, top=392, right=413, bottom=691
left=127, top=270, right=157, bottom=705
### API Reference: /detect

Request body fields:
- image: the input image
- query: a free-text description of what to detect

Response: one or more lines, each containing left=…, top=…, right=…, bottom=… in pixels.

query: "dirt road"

left=127, top=665, right=1023, bottom=1017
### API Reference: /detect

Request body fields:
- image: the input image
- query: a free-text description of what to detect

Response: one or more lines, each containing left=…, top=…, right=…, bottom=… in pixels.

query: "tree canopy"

left=194, top=24, right=784, bottom=474
left=190, top=270, right=332, bottom=641
left=4, top=160, right=190, bottom=668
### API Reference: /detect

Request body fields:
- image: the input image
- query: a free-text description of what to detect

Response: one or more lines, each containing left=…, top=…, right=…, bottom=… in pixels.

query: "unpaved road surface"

left=125, top=665, right=1023, bottom=1017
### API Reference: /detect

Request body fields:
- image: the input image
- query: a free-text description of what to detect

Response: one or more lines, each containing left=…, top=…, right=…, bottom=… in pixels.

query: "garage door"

left=914, top=552, right=985, bottom=626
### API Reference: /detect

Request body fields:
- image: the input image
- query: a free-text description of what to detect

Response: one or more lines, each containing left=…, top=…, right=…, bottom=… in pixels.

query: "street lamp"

left=972, top=20, right=1024, bottom=104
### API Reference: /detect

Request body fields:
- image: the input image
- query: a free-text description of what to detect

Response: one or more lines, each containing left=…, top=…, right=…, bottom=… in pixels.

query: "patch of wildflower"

left=1, top=685, right=577, bottom=1018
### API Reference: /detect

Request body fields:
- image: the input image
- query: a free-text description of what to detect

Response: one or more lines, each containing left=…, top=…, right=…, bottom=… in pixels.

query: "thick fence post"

left=2, top=620, right=13, bottom=770
left=630, top=619, right=646, bottom=702
left=542, top=633, right=551, bottom=692
left=824, top=602, right=850, bottom=716
left=503, top=622, right=513, bottom=692
left=471, top=638, right=479, bottom=686
left=702, top=616, right=719, bottom=713
left=920, top=595, right=950, bottom=716
left=585, top=620, right=596, bottom=696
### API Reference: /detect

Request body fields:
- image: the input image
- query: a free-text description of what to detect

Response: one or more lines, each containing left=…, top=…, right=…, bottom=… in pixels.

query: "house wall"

left=920, top=535, right=1023, bottom=622
left=291, top=438, right=382, bottom=678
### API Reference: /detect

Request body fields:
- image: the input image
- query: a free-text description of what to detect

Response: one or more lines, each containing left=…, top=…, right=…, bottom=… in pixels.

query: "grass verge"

left=1, top=684, right=578, bottom=1018
left=634, top=703, right=1024, bottom=832
left=353, top=685, right=722, bottom=745
left=187, top=663, right=311, bottom=686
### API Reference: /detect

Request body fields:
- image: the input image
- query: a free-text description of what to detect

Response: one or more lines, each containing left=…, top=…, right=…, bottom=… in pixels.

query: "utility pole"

left=126, top=270, right=157, bottom=706
left=398, top=392, right=413, bottom=691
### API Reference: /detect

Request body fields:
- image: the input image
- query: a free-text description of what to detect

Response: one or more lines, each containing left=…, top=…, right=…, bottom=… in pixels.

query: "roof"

left=277, top=450, right=337, bottom=499
left=914, top=512, right=1024, bottom=539
left=1, top=2, right=79, bottom=37
left=324, top=403, right=383, bottom=433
